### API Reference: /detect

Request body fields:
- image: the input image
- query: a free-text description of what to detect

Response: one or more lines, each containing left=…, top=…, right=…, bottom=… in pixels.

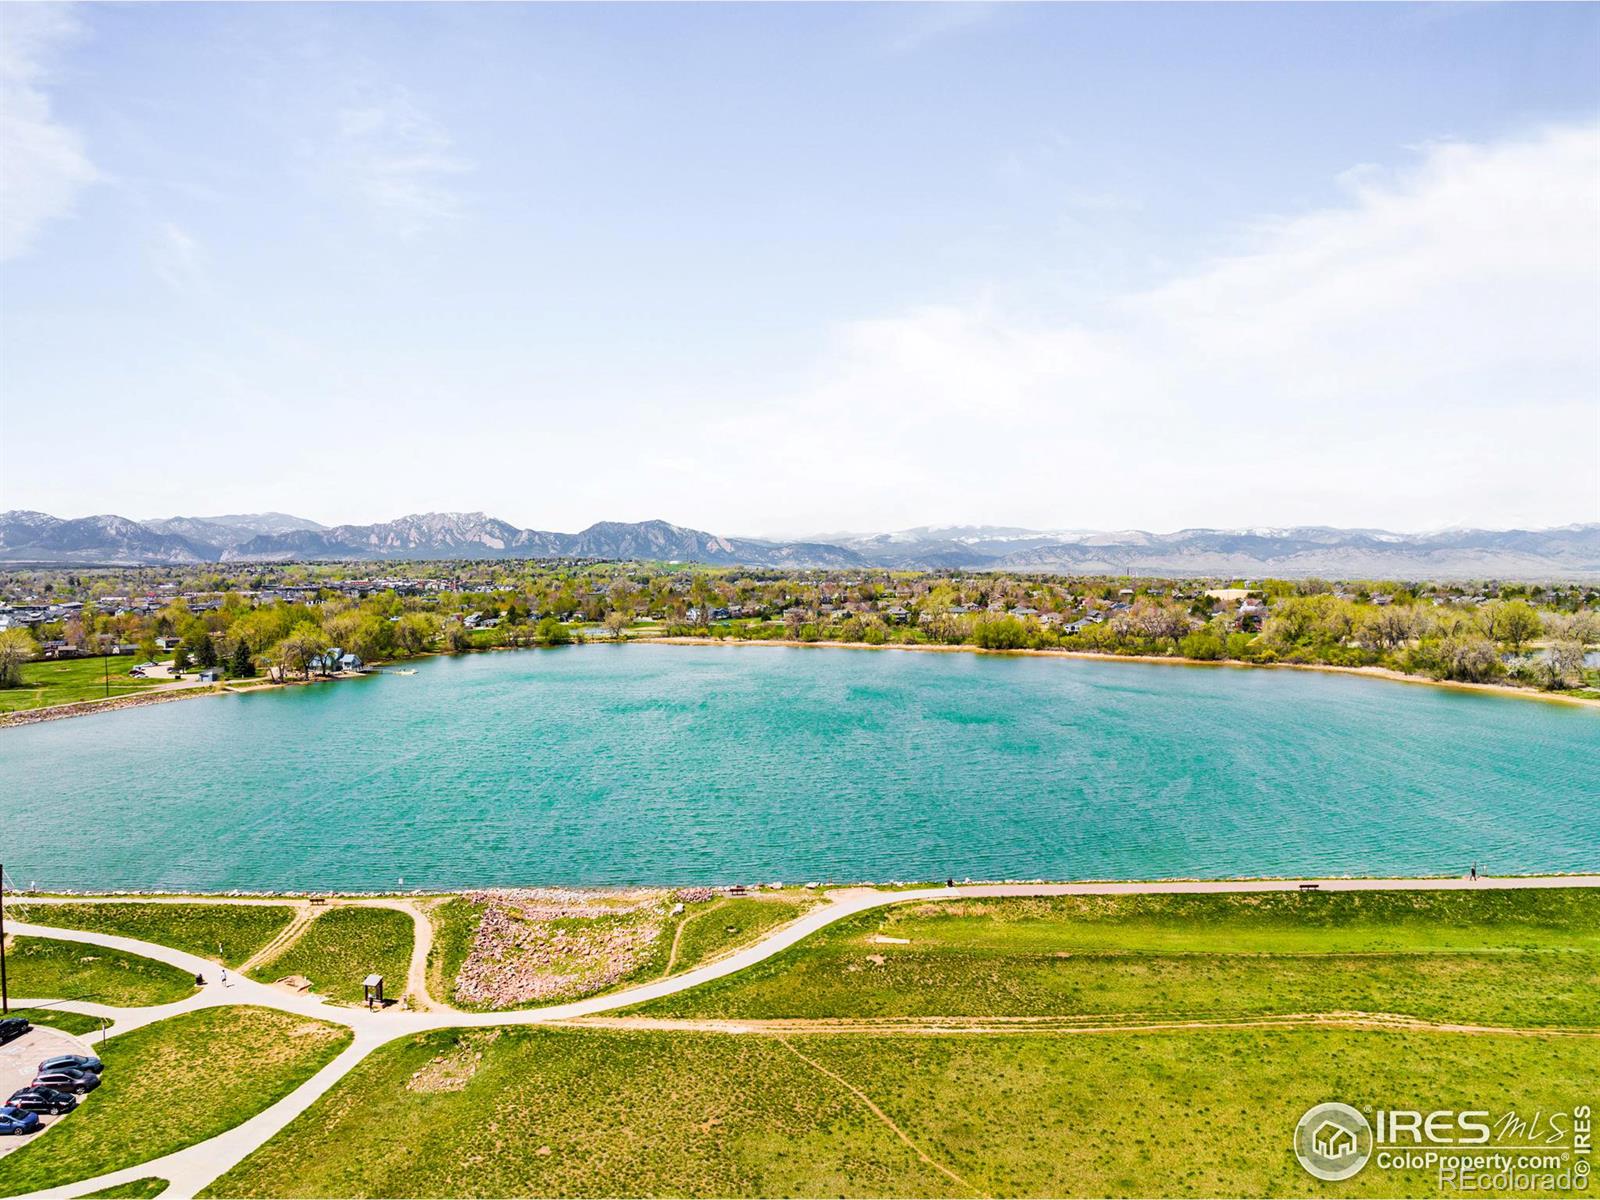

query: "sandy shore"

left=4, top=635, right=1595, bottom=727
left=647, top=635, right=1600, bottom=710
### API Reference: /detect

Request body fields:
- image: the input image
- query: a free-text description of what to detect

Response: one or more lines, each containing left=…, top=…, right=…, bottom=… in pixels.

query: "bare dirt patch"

left=406, top=1031, right=502, bottom=1094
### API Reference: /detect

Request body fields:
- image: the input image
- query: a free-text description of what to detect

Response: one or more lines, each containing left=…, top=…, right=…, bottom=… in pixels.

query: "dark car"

left=0, top=1106, right=42, bottom=1136
left=38, top=1054, right=104, bottom=1075
left=30, top=1068, right=100, bottom=1095
left=6, top=1087, right=77, bottom=1116
left=0, top=1017, right=31, bottom=1046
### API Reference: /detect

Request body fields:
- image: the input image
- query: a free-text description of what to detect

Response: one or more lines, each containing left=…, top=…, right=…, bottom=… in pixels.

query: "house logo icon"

left=1295, top=1102, right=1373, bottom=1181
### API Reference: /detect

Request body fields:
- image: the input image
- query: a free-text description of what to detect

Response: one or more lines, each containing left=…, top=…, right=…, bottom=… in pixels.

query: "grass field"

left=0, top=1005, right=349, bottom=1196
left=668, top=897, right=812, bottom=975
left=4, top=937, right=199, bottom=1007
left=0, top=656, right=165, bottom=713
left=423, top=896, right=485, bottom=1006
left=201, top=1023, right=1598, bottom=1198
left=247, top=907, right=413, bottom=1005
left=4, top=1006, right=111, bottom=1037
left=9, top=903, right=297, bottom=968
left=632, top=889, right=1600, bottom=1027
left=76, top=1178, right=169, bottom=1198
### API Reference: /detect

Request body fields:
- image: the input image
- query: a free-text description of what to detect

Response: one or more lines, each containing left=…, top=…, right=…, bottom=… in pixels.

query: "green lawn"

left=9, top=902, right=297, bottom=967
left=669, top=897, right=812, bottom=975
left=423, top=897, right=484, bottom=1006
left=76, top=1179, right=169, bottom=1199
left=632, top=889, right=1600, bottom=1027
left=4, top=1006, right=111, bottom=1037
left=202, top=1025, right=958, bottom=1198
left=4, top=937, right=199, bottom=1006
left=0, top=1006, right=350, bottom=1196
left=0, top=656, right=165, bottom=713
left=247, top=907, right=413, bottom=1005
left=201, top=1024, right=1598, bottom=1198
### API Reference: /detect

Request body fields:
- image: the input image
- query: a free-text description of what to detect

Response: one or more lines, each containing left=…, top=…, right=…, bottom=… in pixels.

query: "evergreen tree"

left=229, top=640, right=255, bottom=678
left=195, top=634, right=218, bottom=668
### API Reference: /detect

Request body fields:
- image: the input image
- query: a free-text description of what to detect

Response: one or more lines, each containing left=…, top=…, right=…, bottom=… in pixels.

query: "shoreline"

left=9, top=871, right=1600, bottom=901
left=646, top=635, right=1600, bottom=710
left=3, top=633, right=1595, bottom=728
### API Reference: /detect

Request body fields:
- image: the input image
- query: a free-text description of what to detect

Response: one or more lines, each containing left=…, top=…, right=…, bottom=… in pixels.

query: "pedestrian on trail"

left=1470, top=862, right=1478, bottom=881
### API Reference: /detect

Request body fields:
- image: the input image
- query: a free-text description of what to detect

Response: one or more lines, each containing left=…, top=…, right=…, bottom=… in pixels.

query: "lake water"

left=3, top=644, right=1596, bottom=891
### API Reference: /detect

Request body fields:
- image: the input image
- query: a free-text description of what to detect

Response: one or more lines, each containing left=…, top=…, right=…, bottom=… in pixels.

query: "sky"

left=1, top=2, right=1598, bottom=538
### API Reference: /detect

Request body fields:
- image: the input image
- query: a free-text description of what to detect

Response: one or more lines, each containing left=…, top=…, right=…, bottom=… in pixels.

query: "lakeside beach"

left=6, top=632, right=1597, bottom=729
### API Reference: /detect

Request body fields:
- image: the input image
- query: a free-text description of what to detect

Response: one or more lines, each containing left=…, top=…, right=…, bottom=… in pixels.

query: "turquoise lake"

left=3, top=644, right=1597, bottom=891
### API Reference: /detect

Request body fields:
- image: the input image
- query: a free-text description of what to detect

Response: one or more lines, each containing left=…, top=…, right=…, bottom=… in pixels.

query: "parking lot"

left=0, top=1023, right=94, bottom=1156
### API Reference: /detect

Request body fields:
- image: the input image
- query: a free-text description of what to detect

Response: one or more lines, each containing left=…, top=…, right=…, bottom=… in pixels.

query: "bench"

left=1298, top=883, right=1320, bottom=891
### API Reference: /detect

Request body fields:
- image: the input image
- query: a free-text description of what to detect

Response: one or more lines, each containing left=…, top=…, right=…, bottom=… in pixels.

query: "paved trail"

left=6, top=873, right=1597, bottom=1200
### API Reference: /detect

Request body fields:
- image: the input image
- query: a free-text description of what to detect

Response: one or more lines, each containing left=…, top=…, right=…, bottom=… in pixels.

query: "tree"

left=536, top=616, right=571, bottom=645
left=1485, top=600, right=1541, bottom=654
left=1434, top=634, right=1501, bottom=683
left=229, top=639, right=255, bottom=678
left=971, top=616, right=1027, bottom=650
left=1357, top=606, right=1416, bottom=652
left=274, top=623, right=324, bottom=680
left=0, top=627, right=38, bottom=688
left=1545, top=638, right=1587, bottom=689
left=603, top=610, right=630, bottom=640
left=171, top=639, right=193, bottom=673
left=394, top=612, right=438, bottom=655
left=194, top=633, right=218, bottom=669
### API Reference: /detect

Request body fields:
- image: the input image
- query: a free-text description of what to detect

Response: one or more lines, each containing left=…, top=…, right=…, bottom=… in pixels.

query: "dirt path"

left=663, top=899, right=727, bottom=977
left=239, top=904, right=319, bottom=974
left=567, top=1012, right=1600, bottom=1039
left=344, top=897, right=439, bottom=1011
left=775, top=1036, right=983, bottom=1195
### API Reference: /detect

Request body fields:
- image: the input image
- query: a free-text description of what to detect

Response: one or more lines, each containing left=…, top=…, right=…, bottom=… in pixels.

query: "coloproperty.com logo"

left=1294, top=1101, right=1592, bottom=1191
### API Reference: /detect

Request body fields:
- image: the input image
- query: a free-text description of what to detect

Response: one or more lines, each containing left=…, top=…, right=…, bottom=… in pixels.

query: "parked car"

left=0, top=1017, right=31, bottom=1045
left=38, top=1054, right=104, bottom=1075
left=30, top=1068, right=100, bottom=1095
left=0, top=1106, right=42, bottom=1136
left=6, top=1087, right=77, bottom=1116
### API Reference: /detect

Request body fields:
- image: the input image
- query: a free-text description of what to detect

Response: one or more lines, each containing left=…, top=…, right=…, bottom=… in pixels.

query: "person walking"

left=1470, top=862, right=1478, bottom=881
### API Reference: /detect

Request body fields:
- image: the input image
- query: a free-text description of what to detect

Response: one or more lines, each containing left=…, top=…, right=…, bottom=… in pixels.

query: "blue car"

left=0, top=1105, right=42, bottom=1136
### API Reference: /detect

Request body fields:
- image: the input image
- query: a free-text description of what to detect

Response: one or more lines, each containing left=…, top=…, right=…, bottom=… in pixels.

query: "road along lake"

left=4, top=643, right=1596, bottom=891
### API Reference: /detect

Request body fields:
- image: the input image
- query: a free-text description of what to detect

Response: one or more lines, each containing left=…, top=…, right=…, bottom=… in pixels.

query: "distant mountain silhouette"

left=2, top=510, right=1596, bottom=577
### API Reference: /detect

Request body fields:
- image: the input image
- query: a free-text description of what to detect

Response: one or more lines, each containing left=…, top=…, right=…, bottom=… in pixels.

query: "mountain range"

left=2, top=510, right=1597, bottom=578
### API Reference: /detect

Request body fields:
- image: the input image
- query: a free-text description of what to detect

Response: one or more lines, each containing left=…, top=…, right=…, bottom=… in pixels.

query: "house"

left=339, top=653, right=364, bottom=672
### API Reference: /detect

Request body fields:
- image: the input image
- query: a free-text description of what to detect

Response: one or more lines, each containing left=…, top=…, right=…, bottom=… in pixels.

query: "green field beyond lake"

left=3, top=644, right=1596, bottom=891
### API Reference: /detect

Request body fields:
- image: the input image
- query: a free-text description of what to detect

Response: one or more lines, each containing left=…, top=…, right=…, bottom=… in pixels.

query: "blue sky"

left=2, top=2, right=1597, bottom=535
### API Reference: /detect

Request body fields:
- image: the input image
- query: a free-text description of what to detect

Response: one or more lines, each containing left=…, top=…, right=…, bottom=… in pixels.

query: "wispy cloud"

left=333, top=89, right=472, bottom=237
left=0, top=4, right=99, bottom=261
left=698, top=121, right=1600, bottom=531
left=886, top=3, right=996, bottom=54
left=150, top=221, right=205, bottom=292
